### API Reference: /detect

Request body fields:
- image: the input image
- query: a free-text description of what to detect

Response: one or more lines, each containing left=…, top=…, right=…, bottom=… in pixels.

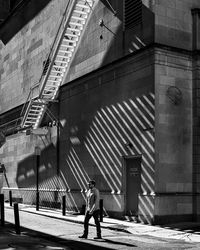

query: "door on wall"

left=125, top=156, right=141, bottom=217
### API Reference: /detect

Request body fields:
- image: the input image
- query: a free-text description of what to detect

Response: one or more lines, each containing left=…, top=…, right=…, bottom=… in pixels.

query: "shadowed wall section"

left=58, top=92, right=155, bottom=221
left=59, top=50, right=155, bottom=221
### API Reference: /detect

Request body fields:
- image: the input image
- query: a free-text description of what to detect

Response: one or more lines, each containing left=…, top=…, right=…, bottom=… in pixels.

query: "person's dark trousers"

left=83, top=210, right=101, bottom=237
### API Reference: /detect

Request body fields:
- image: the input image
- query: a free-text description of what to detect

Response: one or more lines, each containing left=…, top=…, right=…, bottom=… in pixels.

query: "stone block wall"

left=154, top=47, right=193, bottom=223
left=65, top=0, right=155, bottom=82
left=0, top=125, right=58, bottom=203
left=0, top=0, right=156, bottom=217
left=153, top=0, right=200, bottom=50
left=0, top=0, right=156, bottom=115
left=65, top=0, right=124, bottom=82
left=0, top=133, right=36, bottom=199
left=59, top=49, right=155, bottom=219
left=0, top=0, right=67, bottom=113
left=193, top=54, right=200, bottom=220
left=0, top=0, right=199, bottom=223
left=0, top=46, right=156, bottom=219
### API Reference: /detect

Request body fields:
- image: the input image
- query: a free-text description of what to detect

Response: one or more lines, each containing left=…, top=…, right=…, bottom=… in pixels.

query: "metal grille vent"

left=124, top=0, right=142, bottom=29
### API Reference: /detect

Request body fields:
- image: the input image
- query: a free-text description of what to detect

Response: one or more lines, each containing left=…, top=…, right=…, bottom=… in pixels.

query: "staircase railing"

left=20, top=0, right=95, bottom=129
left=19, top=0, right=73, bottom=128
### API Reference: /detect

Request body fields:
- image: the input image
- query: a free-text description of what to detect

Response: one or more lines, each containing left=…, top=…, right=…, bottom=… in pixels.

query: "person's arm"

left=89, top=189, right=100, bottom=214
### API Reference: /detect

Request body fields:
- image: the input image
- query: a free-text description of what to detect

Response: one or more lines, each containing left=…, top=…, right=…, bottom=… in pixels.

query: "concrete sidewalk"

left=4, top=202, right=200, bottom=243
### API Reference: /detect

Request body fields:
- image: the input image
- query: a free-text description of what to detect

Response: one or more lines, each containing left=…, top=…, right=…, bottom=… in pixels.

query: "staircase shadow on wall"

left=16, top=143, right=66, bottom=208
left=16, top=143, right=57, bottom=188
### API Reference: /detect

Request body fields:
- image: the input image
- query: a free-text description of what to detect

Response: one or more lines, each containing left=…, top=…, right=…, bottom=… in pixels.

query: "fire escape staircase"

left=20, top=0, right=95, bottom=129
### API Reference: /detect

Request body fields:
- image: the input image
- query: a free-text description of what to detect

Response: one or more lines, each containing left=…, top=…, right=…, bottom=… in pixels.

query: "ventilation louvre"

left=124, top=0, right=142, bottom=29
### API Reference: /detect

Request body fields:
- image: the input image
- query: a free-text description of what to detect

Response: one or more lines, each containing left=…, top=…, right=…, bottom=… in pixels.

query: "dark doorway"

left=124, top=156, right=141, bottom=217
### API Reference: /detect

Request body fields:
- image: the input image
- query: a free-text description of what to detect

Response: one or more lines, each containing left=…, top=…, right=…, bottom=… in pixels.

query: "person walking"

left=79, top=180, right=102, bottom=239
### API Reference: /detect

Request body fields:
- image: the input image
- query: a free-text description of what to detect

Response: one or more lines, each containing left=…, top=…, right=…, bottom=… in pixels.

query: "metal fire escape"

left=21, top=0, right=95, bottom=129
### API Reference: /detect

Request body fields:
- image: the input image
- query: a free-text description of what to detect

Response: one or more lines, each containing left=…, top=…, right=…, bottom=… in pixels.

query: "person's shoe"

left=79, top=235, right=87, bottom=239
left=94, top=236, right=102, bottom=239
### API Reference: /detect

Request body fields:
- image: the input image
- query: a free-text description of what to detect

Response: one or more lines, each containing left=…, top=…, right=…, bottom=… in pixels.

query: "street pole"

left=14, top=202, right=20, bottom=234
left=62, top=195, right=66, bottom=216
left=100, top=199, right=103, bottom=222
left=35, top=146, right=41, bottom=211
left=9, top=190, right=12, bottom=206
left=36, top=154, right=39, bottom=211
left=0, top=194, right=4, bottom=226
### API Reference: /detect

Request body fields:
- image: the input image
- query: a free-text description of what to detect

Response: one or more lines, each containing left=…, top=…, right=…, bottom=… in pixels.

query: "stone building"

left=0, top=0, right=200, bottom=224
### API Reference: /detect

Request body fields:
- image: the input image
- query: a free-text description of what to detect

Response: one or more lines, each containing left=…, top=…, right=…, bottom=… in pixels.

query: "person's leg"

left=93, top=210, right=101, bottom=238
left=83, top=211, right=91, bottom=237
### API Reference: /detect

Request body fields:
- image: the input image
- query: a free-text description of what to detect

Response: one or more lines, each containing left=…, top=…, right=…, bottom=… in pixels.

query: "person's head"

left=88, top=180, right=96, bottom=189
